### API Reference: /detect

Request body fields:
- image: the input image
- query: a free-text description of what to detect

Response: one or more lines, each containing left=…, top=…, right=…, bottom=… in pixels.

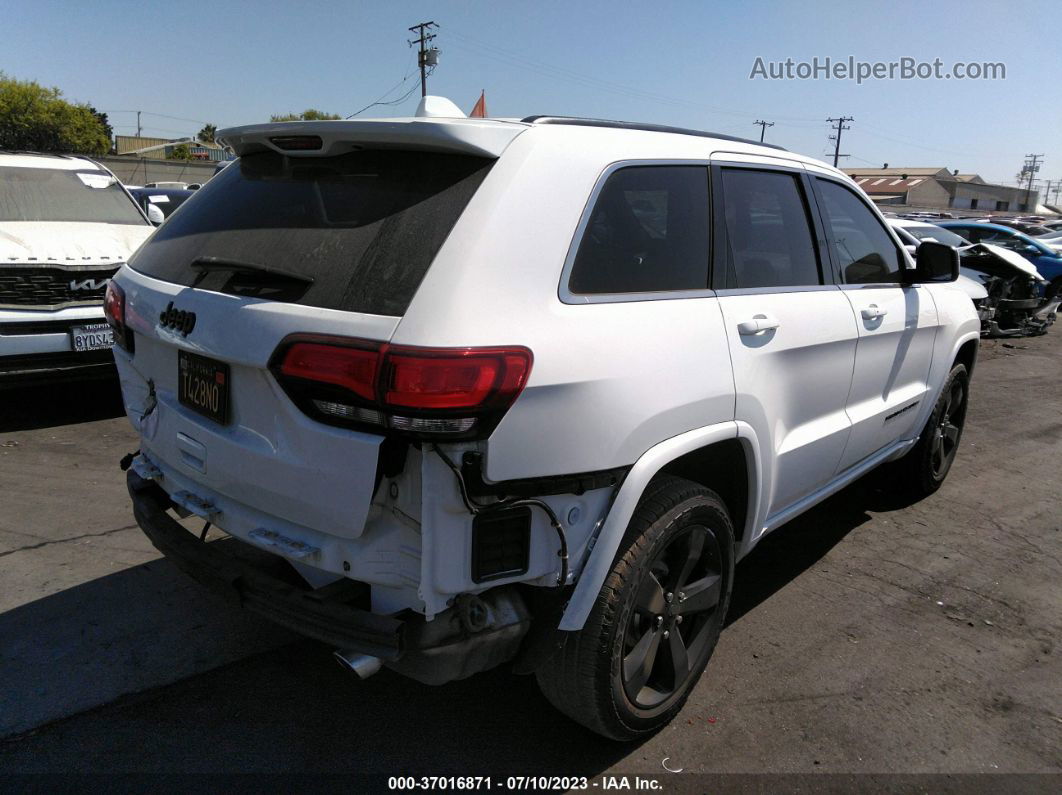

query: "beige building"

left=842, top=167, right=1037, bottom=213
left=114, top=135, right=231, bottom=162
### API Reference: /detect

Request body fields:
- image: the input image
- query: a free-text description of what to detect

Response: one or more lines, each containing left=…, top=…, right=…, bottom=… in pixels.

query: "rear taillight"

left=103, top=281, right=133, bottom=352
left=270, top=336, right=532, bottom=439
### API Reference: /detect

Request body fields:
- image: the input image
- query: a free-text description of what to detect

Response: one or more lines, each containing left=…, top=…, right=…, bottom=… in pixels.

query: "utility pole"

left=408, top=21, right=439, bottom=97
left=827, top=116, right=853, bottom=167
left=136, top=110, right=142, bottom=138
left=1022, top=153, right=1044, bottom=210
left=753, top=119, right=774, bottom=143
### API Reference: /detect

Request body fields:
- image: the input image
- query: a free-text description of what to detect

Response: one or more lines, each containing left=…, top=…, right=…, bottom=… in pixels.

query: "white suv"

left=0, top=152, right=154, bottom=383
left=109, top=98, right=980, bottom=739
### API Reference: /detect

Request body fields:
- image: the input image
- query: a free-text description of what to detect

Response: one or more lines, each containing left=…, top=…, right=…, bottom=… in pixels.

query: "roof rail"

left=0, top=149, right=78, bottom=159
left=520, top=116, right=788, bottom=152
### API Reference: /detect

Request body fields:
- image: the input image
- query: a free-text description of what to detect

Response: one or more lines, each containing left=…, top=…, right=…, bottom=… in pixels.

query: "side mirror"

left=146, top=204, right=165, bottom=226
left=907, top=240, right=959, bottom=283
left=1024, top=244, right=1041, bottom=255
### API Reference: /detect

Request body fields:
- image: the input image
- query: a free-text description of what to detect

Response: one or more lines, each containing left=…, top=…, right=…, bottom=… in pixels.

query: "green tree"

left=270, top=109, right=342, bottom=122
left=197, top=123, right=217, bottom=143
left=88, top=106, right=113, bottom=149
left=0, top=73, right=110, bottom=155
left=167, top=143, right=192, bottom=161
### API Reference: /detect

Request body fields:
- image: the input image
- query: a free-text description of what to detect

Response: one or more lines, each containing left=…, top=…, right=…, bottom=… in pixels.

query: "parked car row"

left=888, top=218, right=1060, bottom=337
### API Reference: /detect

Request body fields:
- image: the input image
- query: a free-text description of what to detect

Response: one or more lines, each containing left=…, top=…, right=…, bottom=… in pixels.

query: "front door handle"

left=737, top=314, right=781, bottom=335
left=861, top=304, right=888, bottom=320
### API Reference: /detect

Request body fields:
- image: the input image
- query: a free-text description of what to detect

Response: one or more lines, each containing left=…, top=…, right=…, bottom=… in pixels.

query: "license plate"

left=178, top=350, right=230, bottom=424
left=71, top=323, right=114, bottom=352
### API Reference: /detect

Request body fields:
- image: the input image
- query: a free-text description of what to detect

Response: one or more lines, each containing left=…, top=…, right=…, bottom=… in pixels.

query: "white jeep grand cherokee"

left=0, top=152, right=154, bottom=383
left=110, top=98, right=979, bottom=740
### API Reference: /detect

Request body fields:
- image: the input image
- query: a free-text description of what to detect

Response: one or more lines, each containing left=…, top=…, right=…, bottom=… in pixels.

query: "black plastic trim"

left=460, top=451, right=628, bottom=498
left=126, top=470, right=406, bottom=660
left=471, top=507, right=532, bottom=583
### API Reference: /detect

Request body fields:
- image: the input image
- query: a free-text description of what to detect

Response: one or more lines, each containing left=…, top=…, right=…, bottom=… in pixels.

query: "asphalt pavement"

left=1, top=337, right=1059, bottom=786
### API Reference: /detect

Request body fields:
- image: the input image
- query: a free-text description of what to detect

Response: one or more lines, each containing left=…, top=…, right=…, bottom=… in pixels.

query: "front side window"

left=719, top=168, right=821, bottom=289
left=0, top=166, right=147, bottom=225
left=954, top=225, right=986, bottom=243
left=568, top=166, right=709, bottom=295
left=816, top=179, right=903, bottom=284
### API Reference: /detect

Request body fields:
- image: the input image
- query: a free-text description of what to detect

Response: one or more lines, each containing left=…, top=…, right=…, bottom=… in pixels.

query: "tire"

left=897, top=363, right=970, bottom=497
left=536, top=476, right=735, bottom=740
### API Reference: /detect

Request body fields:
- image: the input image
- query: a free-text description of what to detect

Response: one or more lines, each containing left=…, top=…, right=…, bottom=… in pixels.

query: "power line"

left=826, top=116, right=853, bottom=167
left=104, top=109, right=209, bottom=125
left=445, top=31, right=822, bottom=123
left=346, top=59, right=420, bottom=118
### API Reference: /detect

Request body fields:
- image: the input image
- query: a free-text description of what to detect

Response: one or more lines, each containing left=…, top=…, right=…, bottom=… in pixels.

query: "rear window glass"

left=568, top=166, right=710, bottom=295
left=128, top=149, right=493, bottom=317
left=0, top=166, right=147, bottom=225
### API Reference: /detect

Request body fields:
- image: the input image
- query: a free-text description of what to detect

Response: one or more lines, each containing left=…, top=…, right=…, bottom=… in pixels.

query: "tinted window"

left=0, top=167, right=147, bottom=225
left=954, top=225, right=987, bottom=243
left=129, top=149, right=492, bottom=317
left=817, top=179, right=903, bottom=284
left=569, top=166, right=709, bottom=294
left=720, top=169, right=821, bottom=288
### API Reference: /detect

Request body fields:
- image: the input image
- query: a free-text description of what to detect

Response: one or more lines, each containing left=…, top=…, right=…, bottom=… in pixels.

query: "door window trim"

left=709, top=161, right=833, bottom=292
left=558, top=159, right=715, bottom=305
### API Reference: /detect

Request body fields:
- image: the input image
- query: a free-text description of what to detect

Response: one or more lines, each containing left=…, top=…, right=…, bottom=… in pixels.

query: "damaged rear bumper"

left=127, top=470, right=530, bottom=682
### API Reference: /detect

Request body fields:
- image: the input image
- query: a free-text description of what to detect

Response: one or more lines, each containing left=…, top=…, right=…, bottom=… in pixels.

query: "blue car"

left=938, top=222, right=1062, bottom=289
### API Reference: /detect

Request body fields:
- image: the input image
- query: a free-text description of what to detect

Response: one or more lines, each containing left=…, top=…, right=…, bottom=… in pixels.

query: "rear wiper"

left=190, top=256, right=314, bottom=285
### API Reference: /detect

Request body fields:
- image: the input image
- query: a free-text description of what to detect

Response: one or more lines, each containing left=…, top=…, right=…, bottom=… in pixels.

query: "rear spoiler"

left=216, top=117, right=528, bottom=160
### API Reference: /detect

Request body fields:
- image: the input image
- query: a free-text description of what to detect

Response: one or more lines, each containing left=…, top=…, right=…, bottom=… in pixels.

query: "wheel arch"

left=953, top=336, right=979, bottom=377
left=559, top=421, right=760, bottom=631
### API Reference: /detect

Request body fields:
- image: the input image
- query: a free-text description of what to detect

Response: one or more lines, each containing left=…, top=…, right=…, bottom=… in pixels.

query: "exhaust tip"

left=334, top=649, right=383, bottom=679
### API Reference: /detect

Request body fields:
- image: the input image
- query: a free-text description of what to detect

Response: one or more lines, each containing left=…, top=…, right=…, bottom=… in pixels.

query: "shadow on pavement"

left=726, top=466, right=918, bottom=626
left=0, top=377, right=125, bottom=433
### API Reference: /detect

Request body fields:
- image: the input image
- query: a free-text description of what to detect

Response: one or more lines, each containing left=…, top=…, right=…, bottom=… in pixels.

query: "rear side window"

left=129, top=149, right=493, bottom=317
left=816, top=179, right=903, bottom=284
left=719, top=169, right=821, bottom=289
left=568, top=166, right=709, bottom=295
left=0, top=166, right=147, bottom=225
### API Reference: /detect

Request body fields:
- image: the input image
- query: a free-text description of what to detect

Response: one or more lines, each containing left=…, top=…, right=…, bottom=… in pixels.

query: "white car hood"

left=954, top=272, right=989, bottom=300
left=963, top=242, right=1044, bottom=281
left=0, top=221, right=154, bottom=266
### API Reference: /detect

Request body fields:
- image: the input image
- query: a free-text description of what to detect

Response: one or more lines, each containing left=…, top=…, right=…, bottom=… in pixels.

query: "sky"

left=3, top=0, right=1059, bottom=189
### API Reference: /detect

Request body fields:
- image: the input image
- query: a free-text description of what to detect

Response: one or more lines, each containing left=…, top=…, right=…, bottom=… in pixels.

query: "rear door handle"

left=737, top=314, right=781, bottom=335
left=861, top=304, right=888, bottom=320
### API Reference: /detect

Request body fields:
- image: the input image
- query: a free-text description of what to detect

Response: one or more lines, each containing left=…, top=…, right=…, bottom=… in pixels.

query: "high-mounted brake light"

left=270, top=336, right=533, bottom=439
left=269, top=135, right=323, bottom=151
left=103, top=281, right=133, bottom=352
